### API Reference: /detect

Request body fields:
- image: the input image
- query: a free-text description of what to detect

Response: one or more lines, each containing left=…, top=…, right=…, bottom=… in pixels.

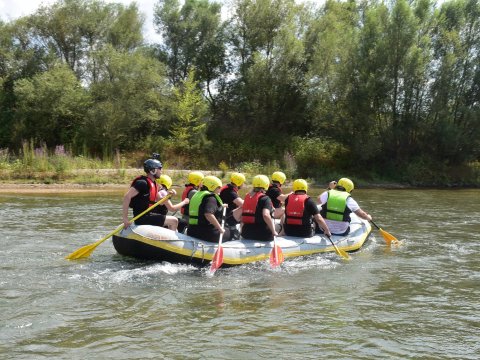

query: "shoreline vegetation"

left=1, top=144, right=478, bottom=193
left=0, top=167, right=477, bottom=194
left=1, top=0, right=479, bottom=194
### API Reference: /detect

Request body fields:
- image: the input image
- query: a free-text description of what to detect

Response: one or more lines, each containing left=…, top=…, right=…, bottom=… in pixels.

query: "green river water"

left=1, top=188, right=479, bottom=359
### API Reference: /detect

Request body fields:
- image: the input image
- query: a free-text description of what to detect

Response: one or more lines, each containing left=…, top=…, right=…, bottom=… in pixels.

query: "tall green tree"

left=153, top=0, right=226, bottom=97
left=211, top=0, right=308, bottom=162
left=29, top=0, right=144, bottom=82
left=85, top=46, right=170, bottom=156
left=168, top=69, right=209, bottom=159
left=427, top=0, right=480, bottom=164
left=304, top=0, right=362, bottom=150
left=13, top=64, right=91, bottom=147
left=0, top=18, right=53, bottom=148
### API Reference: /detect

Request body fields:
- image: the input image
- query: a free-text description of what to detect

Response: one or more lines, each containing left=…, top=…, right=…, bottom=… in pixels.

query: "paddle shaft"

left=370, top=220, right=381, bottom=231
left=65, top=194, right=172, bottom=260
left=112, top=193, right=173, bottom=240
left=326, top=235, right=350, bottom=260
left=209, top=206, right=227, bottom=273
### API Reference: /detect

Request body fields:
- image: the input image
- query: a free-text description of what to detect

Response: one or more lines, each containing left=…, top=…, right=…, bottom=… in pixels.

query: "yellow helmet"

left=203, top=175, right=222, bottom=192
left=252, top=175, right=270, bottom=190
left=188, top=171, right=204, bottom=186
left=230, top=172, right=246, bottom=187
left=271, top=171, right=286, bottom=185
left=337, top=178, right=354, bottom=193
left=159, top=174, right=172, bottom=189
left=293, top=179, right=308, bottom=192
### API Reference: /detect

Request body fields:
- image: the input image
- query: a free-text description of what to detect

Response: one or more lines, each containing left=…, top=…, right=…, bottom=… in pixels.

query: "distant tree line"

left=0, top=0, right=479, bottom=183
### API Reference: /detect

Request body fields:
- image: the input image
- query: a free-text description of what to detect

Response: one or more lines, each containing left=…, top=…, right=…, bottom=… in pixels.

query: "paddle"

left=370, top=220, right=398, bottom=245
left=269, top=236, right=284, bottom=268
left=209, top=206, right=227, bottom=274
left=326, top=235, right=351, bottom=260
left=65, top=194, right=172, bottom=260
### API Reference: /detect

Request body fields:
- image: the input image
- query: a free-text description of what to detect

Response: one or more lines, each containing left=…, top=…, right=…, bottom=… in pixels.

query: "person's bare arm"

left=354, top=208, right=372, bottom=221
left=233, top=197, right=244, bottom=207
left=204, top=213, right=225, bottom=233
left=262, top=208, right=278, bottom=236
left=122, top=187, right=139, bottom=228
left=165, top=197, right=189, bottom=212
left=314, top=214, right=331, bottom=237
left=232, top=206, right=243, bottom=222
left=277, top=192, right=292, bottom=203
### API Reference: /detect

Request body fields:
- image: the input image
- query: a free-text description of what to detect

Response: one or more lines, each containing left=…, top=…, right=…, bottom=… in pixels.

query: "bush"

left=293, top=137, right=349, bottom=180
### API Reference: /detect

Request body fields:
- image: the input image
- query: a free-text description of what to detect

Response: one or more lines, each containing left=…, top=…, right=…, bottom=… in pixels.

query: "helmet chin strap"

left=149, top=169, right=161, bottom=179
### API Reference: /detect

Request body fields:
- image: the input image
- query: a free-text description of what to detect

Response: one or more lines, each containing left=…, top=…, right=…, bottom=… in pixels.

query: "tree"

left=84, top=46, right=170, bottom=156
left=427, top=0, right=480, bottom=164
left=153, top=0, right=226, bottom=97
left=29, top=0, right=144, bottom=82
left=211, top=0, right=308, bottom=162
left=13, top=64, right=91, bottom=148
left=168, top=69, right=209, bottom=159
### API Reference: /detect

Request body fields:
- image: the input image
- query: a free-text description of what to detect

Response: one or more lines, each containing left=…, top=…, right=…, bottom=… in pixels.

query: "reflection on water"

left=1, top=189, right=479, bottom=359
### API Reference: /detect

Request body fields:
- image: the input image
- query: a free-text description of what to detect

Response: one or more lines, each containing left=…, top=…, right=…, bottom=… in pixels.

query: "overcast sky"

left=0, top=0, right=162, bottom=42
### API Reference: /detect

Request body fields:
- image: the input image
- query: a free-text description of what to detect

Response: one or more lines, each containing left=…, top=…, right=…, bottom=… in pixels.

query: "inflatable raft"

left=112, top=214, right=371, bottom=267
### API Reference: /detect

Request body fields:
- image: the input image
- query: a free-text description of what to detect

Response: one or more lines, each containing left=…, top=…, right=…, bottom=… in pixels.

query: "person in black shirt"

left=122, top=157, right=169, bottom=229
left=282, top=179, right=331, bottom=238
left=187, top=176, right=231, bottom=242
left=266, top=171, right=292, bottom=219
left=220, top=172, right=245, bottom=239
left=241, top=175, right=277, bottom=241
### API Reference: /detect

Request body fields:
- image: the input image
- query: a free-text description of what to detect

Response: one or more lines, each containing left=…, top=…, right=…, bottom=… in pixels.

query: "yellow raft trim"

left=123, top=222, right=372, bottom=265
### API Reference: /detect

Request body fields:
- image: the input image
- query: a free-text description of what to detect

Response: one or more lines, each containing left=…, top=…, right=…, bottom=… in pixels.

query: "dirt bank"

left=0, top=183, right=127, bottom=194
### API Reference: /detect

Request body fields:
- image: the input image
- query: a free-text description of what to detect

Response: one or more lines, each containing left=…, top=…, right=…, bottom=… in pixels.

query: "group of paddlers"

left=122, top=156, right=373, bottom=242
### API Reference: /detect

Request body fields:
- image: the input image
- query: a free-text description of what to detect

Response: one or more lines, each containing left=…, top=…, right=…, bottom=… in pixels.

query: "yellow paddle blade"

left=370, top=221, right=398, bottom=246
left=335, top=246, right=351, bottom=260
left=327, top=235, right=351, bottom=260
left=65, top=224, right=124, bottom=260
left=379, top=228, right=399, bottom=246
left=65, top=195, right=172, bottom=261
left=65, top=240, right=103, bottom=260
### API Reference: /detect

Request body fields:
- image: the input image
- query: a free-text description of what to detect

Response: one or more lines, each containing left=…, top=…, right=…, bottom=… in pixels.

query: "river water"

left=1, top=188, right=479, bottom=359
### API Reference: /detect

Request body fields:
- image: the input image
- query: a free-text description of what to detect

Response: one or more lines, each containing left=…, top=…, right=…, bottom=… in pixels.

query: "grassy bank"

left=1, top=144, right=479, bottom=188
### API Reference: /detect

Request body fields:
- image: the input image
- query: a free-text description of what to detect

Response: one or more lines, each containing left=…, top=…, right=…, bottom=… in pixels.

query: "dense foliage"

left=0, top=0, right=479, bottom=184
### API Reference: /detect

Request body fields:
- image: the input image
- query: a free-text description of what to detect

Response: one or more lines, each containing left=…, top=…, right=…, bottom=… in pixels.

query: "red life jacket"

left=130, top=176, right=158, bottom=207
left=242, top=191, right=265, bottom=224
left=181, top=184, right=195, bottom=214
left=285, top=194, right=309, bottom=225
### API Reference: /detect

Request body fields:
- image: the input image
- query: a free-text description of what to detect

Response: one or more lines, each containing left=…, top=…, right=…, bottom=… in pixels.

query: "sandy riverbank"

left=0, top=183, right=128, bottom=194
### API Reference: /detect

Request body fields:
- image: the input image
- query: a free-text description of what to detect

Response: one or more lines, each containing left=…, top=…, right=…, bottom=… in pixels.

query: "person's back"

left=122, top=156, right=165, bottom=229
left=187, top=176, right=231, bottom=242
left=283, top=179, right=331, bottom=238
left=318, top=177, right=372, bottom=235
left=181, top=171, right=204, bottom=222
left=241, top=175, right=277, bottom=241
left=219, top=172, right=245, bottom=227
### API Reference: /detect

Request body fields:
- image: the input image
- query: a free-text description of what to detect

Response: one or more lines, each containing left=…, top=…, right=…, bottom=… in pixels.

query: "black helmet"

left=143, top=159, right=163, bottom=173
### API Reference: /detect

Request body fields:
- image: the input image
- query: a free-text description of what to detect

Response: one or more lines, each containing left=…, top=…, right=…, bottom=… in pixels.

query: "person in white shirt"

left=317, top=178, right=372, bottom=235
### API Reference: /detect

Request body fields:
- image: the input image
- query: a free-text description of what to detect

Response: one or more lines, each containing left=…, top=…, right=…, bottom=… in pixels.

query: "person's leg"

left=177, top=218, right=188, bottom=233
left=163, top=215, right=178, bottom=231
left=135, top=214, right=166, bottom=227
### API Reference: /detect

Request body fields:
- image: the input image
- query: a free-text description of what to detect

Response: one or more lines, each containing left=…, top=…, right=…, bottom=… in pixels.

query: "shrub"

left=293, top=137, right=349, bottom=180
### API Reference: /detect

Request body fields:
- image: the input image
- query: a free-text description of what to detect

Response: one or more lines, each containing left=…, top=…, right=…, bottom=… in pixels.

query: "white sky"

left=0, top=0, right=162, bottom=43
